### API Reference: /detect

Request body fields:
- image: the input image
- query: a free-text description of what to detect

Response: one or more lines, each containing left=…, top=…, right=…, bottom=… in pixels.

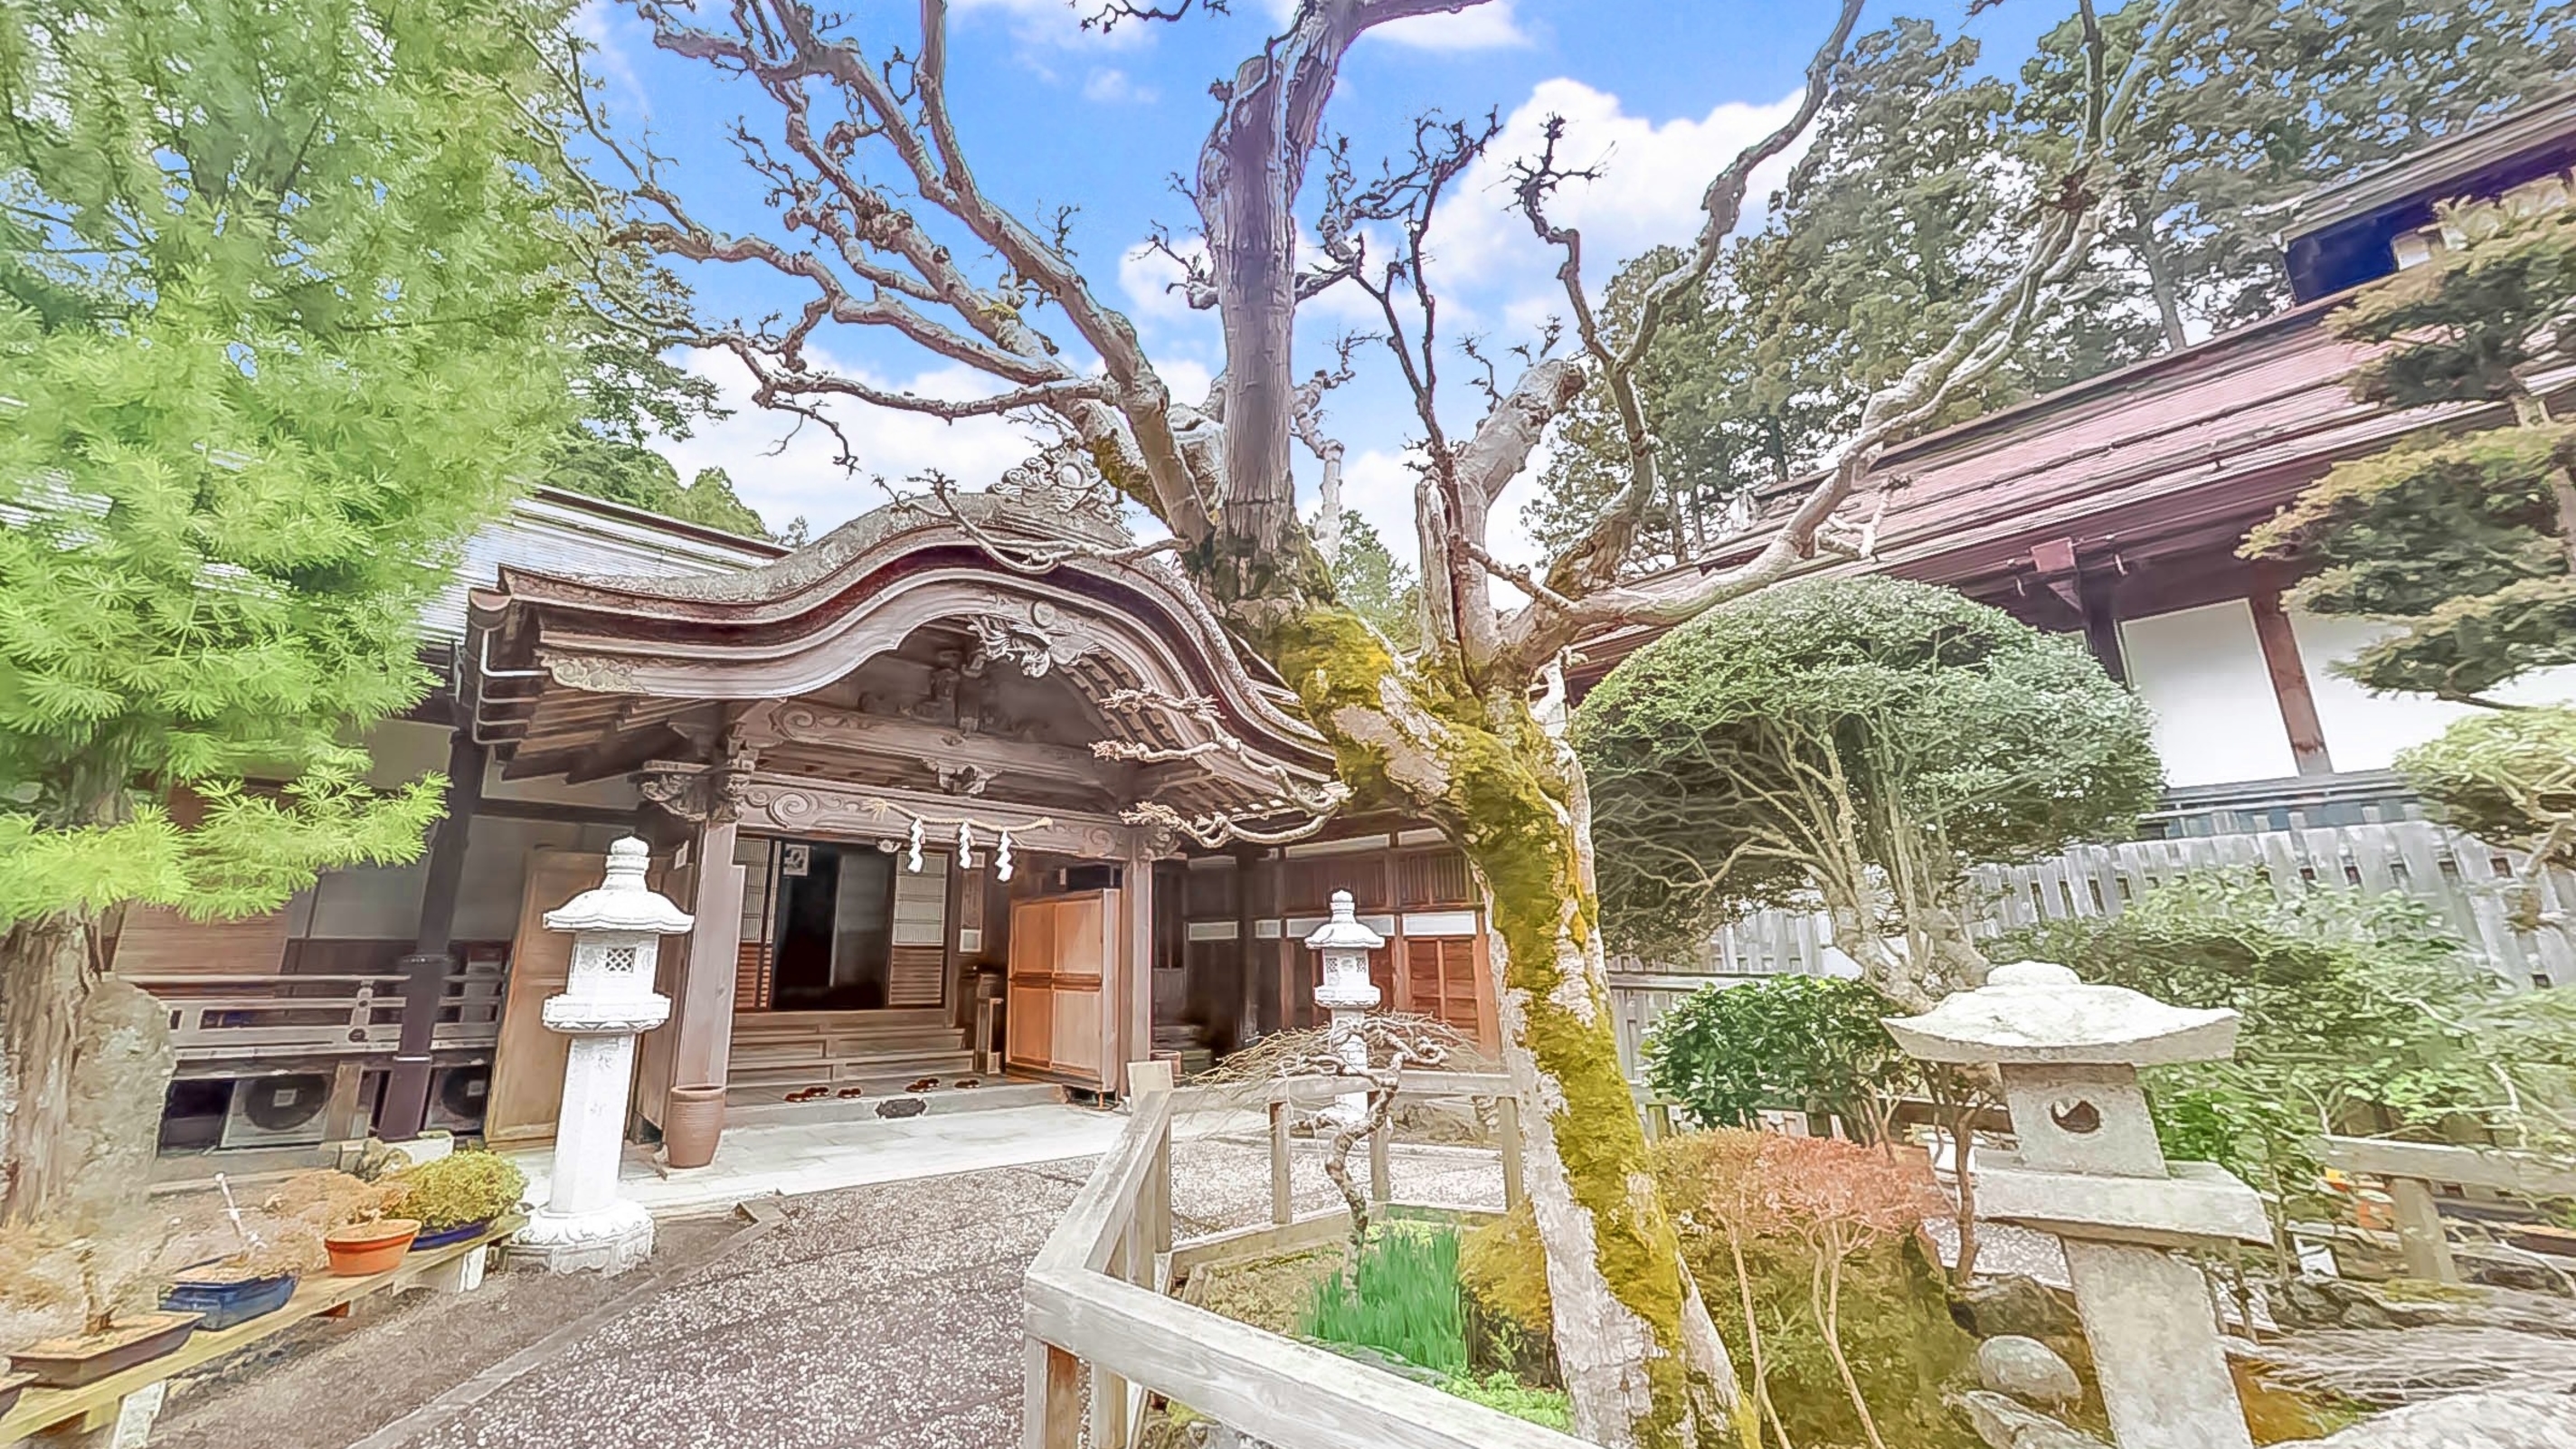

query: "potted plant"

left=392, top=1151, right=526, bottom=1250
left=2, top=1214, right=201, bottom=1389
left=158, top=1176, right=305, bottom=1331
left=275, top=1168, right=421, bottom=1278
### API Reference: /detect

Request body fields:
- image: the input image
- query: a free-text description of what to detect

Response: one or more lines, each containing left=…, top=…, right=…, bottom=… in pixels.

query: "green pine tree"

left=1324, top=510, right=1422, bottom=651
left=2244, top=207, right=2576, bottom=701
left=0, top=0, right=677, bottom=1225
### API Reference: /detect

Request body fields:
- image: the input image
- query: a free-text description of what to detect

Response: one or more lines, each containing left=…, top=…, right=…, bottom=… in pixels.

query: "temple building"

left=141, top=478, right=1497, bottom=1166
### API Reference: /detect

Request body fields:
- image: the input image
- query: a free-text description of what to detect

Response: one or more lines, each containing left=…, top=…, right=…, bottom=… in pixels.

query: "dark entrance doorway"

left=771, top=841, right=896, bottom=1009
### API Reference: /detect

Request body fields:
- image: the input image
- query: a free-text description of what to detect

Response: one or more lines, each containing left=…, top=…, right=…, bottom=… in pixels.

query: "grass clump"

left=1298, top=1225, right=1468, bottom=1378
left=1441, top=1370, right=1574, bottom=1431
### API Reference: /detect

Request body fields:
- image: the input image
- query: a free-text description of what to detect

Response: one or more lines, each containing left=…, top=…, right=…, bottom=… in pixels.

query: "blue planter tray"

left=410, top=1219, right=494, bottom=1252
left=160, top=1271, right=297, bottom=1331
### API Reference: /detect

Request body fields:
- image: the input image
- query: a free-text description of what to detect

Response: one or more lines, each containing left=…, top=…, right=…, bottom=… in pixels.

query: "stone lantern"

left=1887, top=961, right=2269, bottom=1449
left=1304, top=890, right=1383, bottom=1124
left=514, top=836, right=692, bottom=1274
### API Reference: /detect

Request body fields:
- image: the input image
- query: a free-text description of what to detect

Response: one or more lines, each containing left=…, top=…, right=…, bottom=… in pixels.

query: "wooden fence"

left=1022, top=1065, right=1573, bottom=1449
left=132, top=969, right=504, bottom=1070
left=1605, top=819, right=2576, bottom=1084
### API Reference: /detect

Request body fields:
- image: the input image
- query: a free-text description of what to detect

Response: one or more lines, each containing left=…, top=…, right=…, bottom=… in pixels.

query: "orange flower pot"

left=324, top=1219, right=420, bottom=1276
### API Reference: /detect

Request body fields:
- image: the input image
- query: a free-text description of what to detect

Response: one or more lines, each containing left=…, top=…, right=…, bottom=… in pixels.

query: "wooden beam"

left=381, top=729, right=484, bottom=1141
left=2247, top=586, right=2334, bottom=776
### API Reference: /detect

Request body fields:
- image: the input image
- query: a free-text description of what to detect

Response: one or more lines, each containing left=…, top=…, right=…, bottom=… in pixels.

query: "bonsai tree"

left=2397, top=706, right=2576, bottom=924
left=392, top=1151, right=528, bottom=1235
left=1206, top=1014, right=1468, bottom=1268
left=2242, top=207, right=2576, bottom=704
left=1577, top=575, right=2160, bottom=1012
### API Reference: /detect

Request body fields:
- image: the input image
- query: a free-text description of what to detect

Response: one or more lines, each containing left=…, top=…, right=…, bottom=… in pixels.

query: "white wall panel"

left=2118, top=600, right=2297, bottom=787
left=2294, top=609, right=2576, bottom=771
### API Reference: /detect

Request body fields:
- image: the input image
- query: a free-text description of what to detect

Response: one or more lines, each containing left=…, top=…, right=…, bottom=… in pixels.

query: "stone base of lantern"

left=511, top=1198, right=656, bottom=1275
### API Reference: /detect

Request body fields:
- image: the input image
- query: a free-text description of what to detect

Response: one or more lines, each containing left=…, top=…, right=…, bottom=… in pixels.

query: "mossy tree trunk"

left=1261, top=603, right=1747, bottom=1449
left=1, top=911, right=168, bottom=1229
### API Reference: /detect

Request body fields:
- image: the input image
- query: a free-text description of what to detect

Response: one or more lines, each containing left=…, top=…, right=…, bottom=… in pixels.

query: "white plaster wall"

left=2293, top=609, right=2576, bottom=771
left=2118, top=600, right=2299, bottom=787
left=293, top=860, right=428, bottom=940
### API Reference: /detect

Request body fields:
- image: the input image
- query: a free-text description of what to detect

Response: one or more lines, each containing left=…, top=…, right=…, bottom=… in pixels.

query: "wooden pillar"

left=2248, top=586, right=2334, bottom=776
left=1120, top=834, right=1156, bottom=1094
left=665, top=816, right=745, bottom=1111
left=2387, top=1176, right=2460, bottom=1284
left=2079, top=569, right=2128, bottom=685
left=1233, top=846, right=1262, bottom=1044
left=381, top=730, right=484, bottom=1141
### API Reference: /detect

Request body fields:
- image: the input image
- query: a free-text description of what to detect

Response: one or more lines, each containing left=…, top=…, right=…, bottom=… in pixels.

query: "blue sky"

left=583, top=0, right=2079, bottom=558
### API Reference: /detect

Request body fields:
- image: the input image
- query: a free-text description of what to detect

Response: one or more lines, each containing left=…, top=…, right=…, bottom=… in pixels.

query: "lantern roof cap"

left=544, top=836, right=696, bottom=935
left=1303, top=889, right=1385, bottom=951
left=1883, top=961, right=2239, bottom=1066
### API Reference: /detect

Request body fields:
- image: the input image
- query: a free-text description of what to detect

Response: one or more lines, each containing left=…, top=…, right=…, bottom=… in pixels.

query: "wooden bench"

left=1, top=1216, right=522, bottom=1447
left=2315, top=1136, right=2576, bottom=1283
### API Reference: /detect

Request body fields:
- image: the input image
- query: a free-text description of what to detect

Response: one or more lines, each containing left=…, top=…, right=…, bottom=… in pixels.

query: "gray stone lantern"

left=514, top=836, right=692, bottom=1274
left=1886, top=961, right=2269, bottom=1449
left=1305, top=890, right=1383, bottom=1123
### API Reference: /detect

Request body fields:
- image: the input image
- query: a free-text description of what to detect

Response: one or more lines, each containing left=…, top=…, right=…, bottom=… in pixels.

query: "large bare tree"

left=588, top=2, right=2171, bottom=1443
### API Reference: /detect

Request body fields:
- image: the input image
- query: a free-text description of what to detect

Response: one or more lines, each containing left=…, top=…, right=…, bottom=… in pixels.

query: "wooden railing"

left=130, top=971, right=502, bottom=1066
left=1023, top=1065, right=1581, bottom=1449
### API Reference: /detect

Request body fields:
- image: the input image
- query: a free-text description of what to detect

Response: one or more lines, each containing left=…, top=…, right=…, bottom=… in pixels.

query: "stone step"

left=724, top=1078, right=1066, bottom=1126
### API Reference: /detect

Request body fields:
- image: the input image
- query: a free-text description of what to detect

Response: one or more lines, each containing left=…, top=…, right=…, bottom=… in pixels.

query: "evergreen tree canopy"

left=0, top=0, right=657, bottom=921
left=545, top=435, right=775, bottom=540
left=2244, top=209, right=2576, bottom=700
left=1324, top=509, right=1422, bottom=651
left=1575, top=578, right=2158, bottom=984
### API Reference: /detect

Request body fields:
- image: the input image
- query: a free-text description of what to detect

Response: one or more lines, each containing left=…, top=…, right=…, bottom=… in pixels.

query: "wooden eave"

left=462, top=501, right=1332, bottom=827
left=1572, top=301, right=2576, bottom=683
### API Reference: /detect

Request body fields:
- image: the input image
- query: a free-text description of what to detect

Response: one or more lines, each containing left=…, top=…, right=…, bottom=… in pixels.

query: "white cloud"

left=1119, top=237, right=1207, bottom=324
left=1261, top=0, right=1531, bottom=51
left=571, top=1, right=649, bottom=120
left=652, top=348, right=1046, bottom=535
left=1371, top=0, right=1532, bottom=52
left=1426, top=78, right=1808, bottom=301
left=1083, top=67, right=1158, bottom=103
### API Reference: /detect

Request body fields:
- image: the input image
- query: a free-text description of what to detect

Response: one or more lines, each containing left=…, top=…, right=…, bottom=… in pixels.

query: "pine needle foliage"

left=2244, top=209, right=2576, bottom=701
left=0, top=0, right=658, bottom=922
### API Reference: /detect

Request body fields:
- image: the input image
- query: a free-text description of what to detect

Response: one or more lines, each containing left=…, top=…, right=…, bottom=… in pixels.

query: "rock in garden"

left=2276, top=1275, right=2397, bottom=1331
left=1977, top=1335, right=2082, bottom=1408
left=1954, top=1389, right=2110, bottom=1449
left=2295, top=1390, right=2576, bottom=1448
left=1952, top=1274, right=2080, bottom=1341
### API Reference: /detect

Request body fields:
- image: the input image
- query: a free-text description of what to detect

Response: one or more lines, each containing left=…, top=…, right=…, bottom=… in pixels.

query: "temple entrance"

left=762, top=838, right=949, bottom=1012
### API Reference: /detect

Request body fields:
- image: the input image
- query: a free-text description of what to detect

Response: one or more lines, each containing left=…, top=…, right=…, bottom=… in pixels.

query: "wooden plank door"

left=1049, top=891, right=1110, bottom=1085
left=1002, top=891, right=1118, bottom=1088
left=1006, top=895, right=1057, bottom=1075
left=482, top=849, right=602, bottom=1147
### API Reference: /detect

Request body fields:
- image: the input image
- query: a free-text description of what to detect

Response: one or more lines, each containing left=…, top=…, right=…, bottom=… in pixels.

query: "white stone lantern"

left=1887, top=961, right=2270, bottom=1449
left=514, top=836, right=692, bottom=1274
left=1304, top=890, right=1384, bottom=1124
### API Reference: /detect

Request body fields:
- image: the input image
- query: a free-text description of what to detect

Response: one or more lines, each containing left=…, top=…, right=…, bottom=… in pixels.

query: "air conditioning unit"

left=426, top=1063, right=490, bottom=1134
left=219, top=1072, right=336, bottom=1149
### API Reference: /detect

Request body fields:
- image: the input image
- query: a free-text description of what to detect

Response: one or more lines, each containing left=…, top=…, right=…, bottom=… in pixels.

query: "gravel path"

left=138, top=1125, right=1514, bottom=1449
